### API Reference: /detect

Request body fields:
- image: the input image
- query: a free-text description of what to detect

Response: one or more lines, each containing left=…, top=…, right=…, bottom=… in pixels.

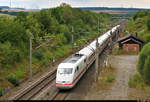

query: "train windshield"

left=58, top=68, right=73, bottom=75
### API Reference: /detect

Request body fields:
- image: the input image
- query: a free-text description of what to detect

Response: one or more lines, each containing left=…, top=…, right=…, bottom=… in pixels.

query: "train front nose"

left=56, top=80, right=73, bottom=89
left=56, top=67, right=74, bottom=89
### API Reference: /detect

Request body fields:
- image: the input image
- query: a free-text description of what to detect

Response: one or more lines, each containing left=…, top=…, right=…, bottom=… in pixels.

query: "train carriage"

left=56, top=25, right=121, bottom=89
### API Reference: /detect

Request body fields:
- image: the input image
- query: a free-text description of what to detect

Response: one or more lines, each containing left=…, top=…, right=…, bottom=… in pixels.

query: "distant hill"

left=0, top=6, right=25, bottom=10
left=0, top=6, right=38, bottom=16
left=77, top=7, right=150, bottom=11
left=11, top=7, right=25, bottom=10
left=75, top=7, right=150, bottom=16
left=0, top=6, right=10, bottom=9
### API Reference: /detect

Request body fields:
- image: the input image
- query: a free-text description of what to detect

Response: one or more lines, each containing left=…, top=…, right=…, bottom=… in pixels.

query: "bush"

left=147, top=16, right=150, bottom=30
left=0, top=71, right=2, bottom=75
left=33, top=49, right=44, bottom=61
left=6, top=74, right=20, bottom=86
left=0, top=42, right=12, bottom=65
left=46, top=92, right=50, bottom=96
left=143, top=56, right=150, bottom=84
left=15, top=70, right=24, bottom=79
left=0, top=42, right=23, bottom=66
left=40, top=59, right=47, bottom=66
left=39, top=52, right=52, bottom=66
left=138, top=42, right=150, bottom=75
left=0, top=77, right=4, bottom=82
left=0, top=88, right=3, bottom=96
left=0, top=17, right=29, bottom=49
left=133, top=11, right=147, bottom=20
left=128, top=73, right=145, bottom=88
left=54, top=47, right=66, bottom=59
left=105, top=75, right=115, bottom=83
left=12, top=49, right=23, bottom=63
left=5, top=64, right=11, bottom=69
left=143, top=34, right=150, bottom=43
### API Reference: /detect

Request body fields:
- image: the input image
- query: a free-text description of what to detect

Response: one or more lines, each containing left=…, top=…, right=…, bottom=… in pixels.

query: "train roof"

left=58, top=54, right=86, bottom=68
left=112, top=25, right=120, bottom=32
left=78, top=46, right=94, bottom=56
left=62, top=54, right=84, bottom=64
left=86, top=25, right=120, bottom=49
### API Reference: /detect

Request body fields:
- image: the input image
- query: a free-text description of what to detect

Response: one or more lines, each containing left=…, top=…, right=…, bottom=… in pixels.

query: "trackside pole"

left=72, top=26, right=74, bottom=56
left=95, top=17, right=100, bottom=82
left=30, top=32, right=33, bottom=81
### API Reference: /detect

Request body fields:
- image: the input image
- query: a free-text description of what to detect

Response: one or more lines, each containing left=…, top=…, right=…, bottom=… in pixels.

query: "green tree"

left=60, top=3, right=73, bottom=24
left=0, top=42, right=23, bottom=66
left=133, top=11, right=147, bottom=21
left=56, top=25, right=71, bottom=42
left=143, top=34, right=150, bottom=43
left=0, top=17, right=29, bottom=52
left=138, top=42, right=150, bottom=75
left=50, top=7, right=65, bottom=24
left=26, top=13, right=42, bottom=44
left=15, top=12, right=28, bottom=28
left=36, top=10, right=58, bottom=34
left=54, top=33, right=67, bottom=46
left=147, top=16, right=150, bottom=31
left=143, top=56, right=150, bottom=84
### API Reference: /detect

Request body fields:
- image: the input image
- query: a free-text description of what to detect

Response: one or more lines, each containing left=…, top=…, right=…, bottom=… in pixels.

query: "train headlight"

left=65, top=81, right=72, bottom=84
left=56, top=81, right=62, bottom=83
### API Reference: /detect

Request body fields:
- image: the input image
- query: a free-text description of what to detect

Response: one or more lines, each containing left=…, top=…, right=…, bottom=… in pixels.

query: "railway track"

left=10, top=68, right=57, bottom=100
left=49, top=90, right=69, bottom=100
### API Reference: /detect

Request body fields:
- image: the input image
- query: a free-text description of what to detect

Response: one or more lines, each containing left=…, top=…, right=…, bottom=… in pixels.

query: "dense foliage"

left=138, top=42, right=150, bottom=84
left=0, top=4, right=110, bottom=68
left=0, top=17, right=29, bottom=68
left=147, top=16, right=150, bottom=31
left=0, top=3, right=112, bottom=91
left=126, top=11, right=150, bottom=43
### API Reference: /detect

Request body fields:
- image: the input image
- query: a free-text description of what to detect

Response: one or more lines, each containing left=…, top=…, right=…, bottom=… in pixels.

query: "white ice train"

left=56, top=25, right=121, bottom=89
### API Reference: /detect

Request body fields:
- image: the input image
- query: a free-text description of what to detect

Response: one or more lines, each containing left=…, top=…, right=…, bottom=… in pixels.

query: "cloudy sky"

left=0, top=0, right=150, bottom=9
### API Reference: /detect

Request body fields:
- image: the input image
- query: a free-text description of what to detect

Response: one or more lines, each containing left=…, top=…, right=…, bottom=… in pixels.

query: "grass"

left=46, top=92, right=50, bottom=96
left=128, top=73, right=145, bottom=89
left=128, top=73, right=150, bottom=99
left=0, top=88, right=3, bottom=96
left=128, top=73, right=150, bottom=94
left=6, top=74, right=20, bottom=86
left=144, top=86, right=150, bottom=95
left=105, top=75, right=115, bottom=83
left=93, top=66, right=116, bottom=91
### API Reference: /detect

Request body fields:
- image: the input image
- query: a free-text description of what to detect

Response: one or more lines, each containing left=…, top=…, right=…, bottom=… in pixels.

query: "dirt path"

left=84, top=55, right=138, bottom=100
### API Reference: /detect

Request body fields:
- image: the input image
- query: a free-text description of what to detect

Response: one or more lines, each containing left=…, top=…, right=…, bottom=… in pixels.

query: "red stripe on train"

left=56, top=83, right=72, bottom=85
